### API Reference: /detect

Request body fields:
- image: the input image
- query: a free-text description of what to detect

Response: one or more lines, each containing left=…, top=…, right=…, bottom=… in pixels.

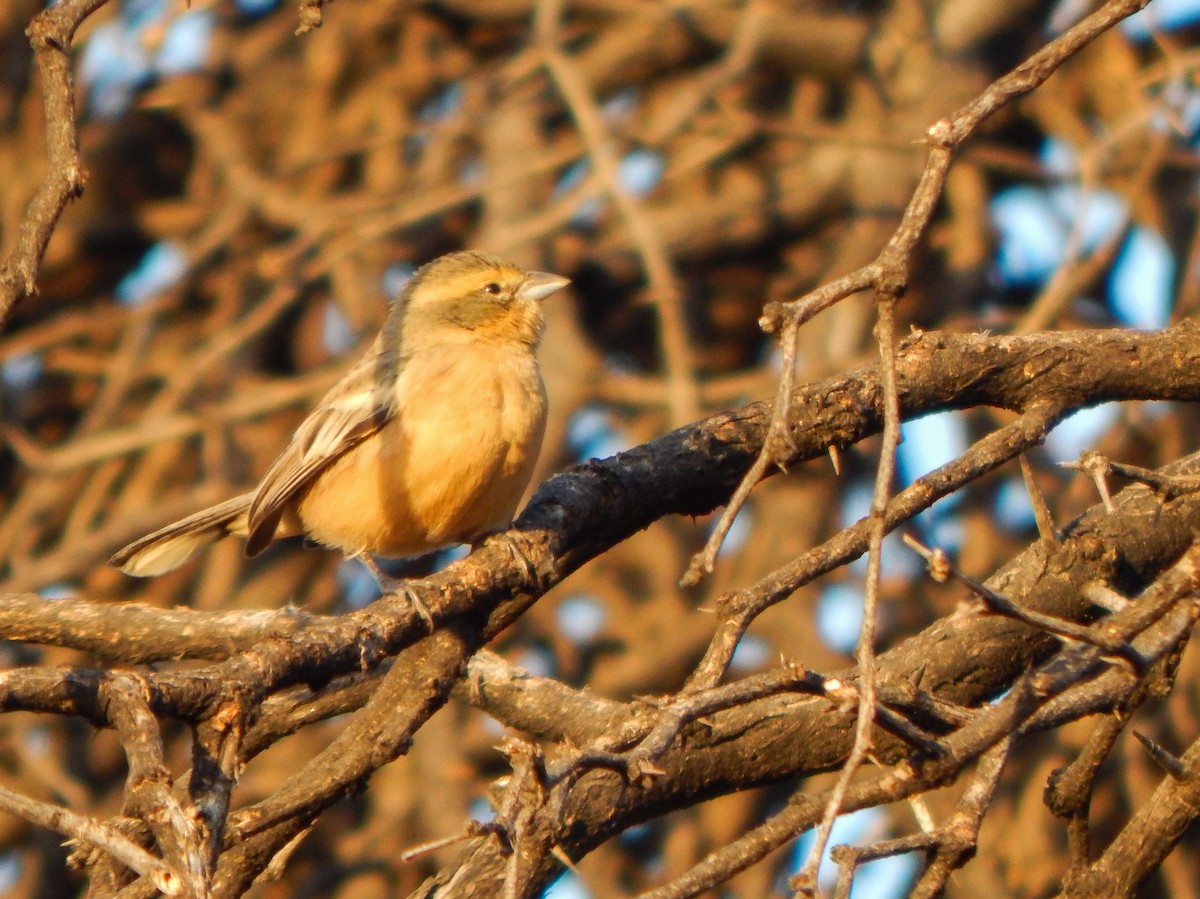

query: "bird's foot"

left=359, top=555, right=435, bottom=631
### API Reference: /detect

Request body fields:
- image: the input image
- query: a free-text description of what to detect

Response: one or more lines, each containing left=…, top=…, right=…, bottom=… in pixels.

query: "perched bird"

left=111, top=250, right=570, bottom=581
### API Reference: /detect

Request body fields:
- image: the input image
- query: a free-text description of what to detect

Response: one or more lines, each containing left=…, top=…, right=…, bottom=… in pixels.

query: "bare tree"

left=1, top=0, right=1199, bottom=896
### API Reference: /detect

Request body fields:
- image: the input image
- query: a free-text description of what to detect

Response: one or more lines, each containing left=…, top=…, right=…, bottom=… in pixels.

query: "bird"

left=111, top=250, right=570, bottom=586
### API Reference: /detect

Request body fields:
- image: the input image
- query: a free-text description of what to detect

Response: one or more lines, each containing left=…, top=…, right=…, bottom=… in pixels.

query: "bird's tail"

left=109, top=492, right=255, bottom=576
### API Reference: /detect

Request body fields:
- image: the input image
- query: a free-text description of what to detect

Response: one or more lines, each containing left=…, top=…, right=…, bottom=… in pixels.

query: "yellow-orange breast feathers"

left=295, top=344, right=547, bottom=557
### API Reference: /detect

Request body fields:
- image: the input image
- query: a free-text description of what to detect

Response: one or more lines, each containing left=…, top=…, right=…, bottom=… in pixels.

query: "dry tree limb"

left=0, top=323, right=1196, bottom=892
left=0, top=0, right=106, bottom=328
left=639, top=543, right=1200, bottom=899
left=829, top=737, right=1012, bottom=899
left=685, top=0, right=1152, bottom=588
left=0, top=325, right=1198, bottom=716
left=0, top=0, right=1192, bottom=894
left=0, top=784, right=181, bottom=896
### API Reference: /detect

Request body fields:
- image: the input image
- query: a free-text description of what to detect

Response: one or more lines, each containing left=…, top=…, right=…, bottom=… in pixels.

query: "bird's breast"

left=298, top=342, right=547, bottom=558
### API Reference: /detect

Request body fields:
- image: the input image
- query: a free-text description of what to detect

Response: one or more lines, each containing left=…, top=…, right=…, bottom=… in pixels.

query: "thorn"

left=630, top=759, right=667, bottom=784
left=1061, top=451, right=1114, bottom=513
left=551, top=845, right=581, bottom=876
left=400, top=831, right=471, bottom=862
left=908, top=794, right=935, bottom=832
left=1081, top=582, right=1129, bottom=613
left=1133, top=731, right=1189, bottom=781
left=1019, top=454, right=1059, bottom=544
left=827, top=444, right=841, bottom=475
left=1091, top=472, right=1114, bottom=513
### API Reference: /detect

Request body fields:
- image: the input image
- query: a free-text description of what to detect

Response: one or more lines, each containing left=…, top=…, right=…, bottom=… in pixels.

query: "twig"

left=1020, top=454, right=1060, bottom=544
left=831, top=737, right=1010, bottom=899
left=0, top=784, right=180, bottom=895
left=792, top=293, right=903, bottom=897
left=904, top=535, right=1147, bottom=670
left=682, top=320, right=801, bottom=586
left=760, top=0, right=1152, bottom=335
left=545, top=663, right=830, bottom=785
left=0, top=0, right=105, bottom=332
left=685, top=401, right=1063, bottom=690
left=1063, top=451, right=1200, bottom=501
left=640, top=548, right=1200, bottom=899
left=103, top=675, right=209, bottom=895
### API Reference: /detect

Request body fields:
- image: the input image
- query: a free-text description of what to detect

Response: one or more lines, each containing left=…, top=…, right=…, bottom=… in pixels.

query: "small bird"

left=111, top=250, right=570, bottom=582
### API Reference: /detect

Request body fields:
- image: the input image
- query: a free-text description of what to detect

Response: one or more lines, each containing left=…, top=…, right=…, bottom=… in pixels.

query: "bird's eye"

left=482, top=282, right=502, bottom=296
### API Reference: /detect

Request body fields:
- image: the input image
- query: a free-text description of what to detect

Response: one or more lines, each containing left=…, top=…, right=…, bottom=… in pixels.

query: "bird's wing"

left=244, top=341, right=397, bottom=556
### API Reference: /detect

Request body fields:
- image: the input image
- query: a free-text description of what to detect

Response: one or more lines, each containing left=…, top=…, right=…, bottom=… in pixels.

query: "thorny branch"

left=1, top=325, right=1199, bottom=895
left=1, top=0, right=1198, bottom=896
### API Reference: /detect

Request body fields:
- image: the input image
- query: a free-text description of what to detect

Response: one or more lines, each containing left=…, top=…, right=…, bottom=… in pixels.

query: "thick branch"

left=434, top=493, right=1200, bottom=895
left=2, top=324, right=1200, bottom=720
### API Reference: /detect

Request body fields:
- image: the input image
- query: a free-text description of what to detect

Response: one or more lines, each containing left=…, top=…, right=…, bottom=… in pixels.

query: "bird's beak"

left=518, top=271, right=571, bottom=302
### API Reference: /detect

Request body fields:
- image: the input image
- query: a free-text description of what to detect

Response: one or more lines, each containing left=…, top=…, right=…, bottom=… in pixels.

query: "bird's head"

left=392, top=251, right=570, bottom=351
